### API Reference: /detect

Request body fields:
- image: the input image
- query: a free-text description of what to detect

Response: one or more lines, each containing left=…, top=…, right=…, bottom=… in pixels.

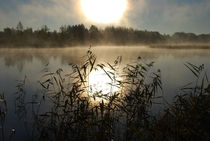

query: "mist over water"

left=1, top=46, right=210, bottom=100
left=1, top=46, right=210, bottom=96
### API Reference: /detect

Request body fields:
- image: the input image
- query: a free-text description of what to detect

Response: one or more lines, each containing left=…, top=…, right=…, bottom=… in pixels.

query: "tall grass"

left=35, top=49, right=162, bottom=141
left=154, top=63, right=210, bottom=141
left=0, top=92, right=7, bottom=141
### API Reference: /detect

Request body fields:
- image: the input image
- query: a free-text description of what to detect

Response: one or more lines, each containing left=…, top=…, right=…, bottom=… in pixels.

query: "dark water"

left=0, top=46, right=210, bottom=140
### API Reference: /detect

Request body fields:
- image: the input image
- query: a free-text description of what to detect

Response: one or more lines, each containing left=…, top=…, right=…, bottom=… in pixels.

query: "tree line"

left=0, top=22, right=210, bottom=47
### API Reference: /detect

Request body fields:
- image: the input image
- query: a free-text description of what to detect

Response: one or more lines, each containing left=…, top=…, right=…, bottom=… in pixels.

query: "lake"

left=0, top=46, right=210, bottom=140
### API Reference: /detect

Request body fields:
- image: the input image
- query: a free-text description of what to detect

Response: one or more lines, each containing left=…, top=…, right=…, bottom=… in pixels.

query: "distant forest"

left=0, top=22, right=210, bottom=47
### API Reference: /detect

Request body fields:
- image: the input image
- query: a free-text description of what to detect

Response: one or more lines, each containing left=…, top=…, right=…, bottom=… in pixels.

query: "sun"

left=81, top=0, right=127, bottom=23
left=87, top=67, right=120, bottom=97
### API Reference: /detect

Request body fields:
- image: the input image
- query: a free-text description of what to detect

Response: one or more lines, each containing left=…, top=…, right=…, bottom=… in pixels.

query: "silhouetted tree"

left=0, top=22, right=210, bottom=47
left=16, top=22, right=24, bottom=32
left=89, top=25, right=101, bottom=44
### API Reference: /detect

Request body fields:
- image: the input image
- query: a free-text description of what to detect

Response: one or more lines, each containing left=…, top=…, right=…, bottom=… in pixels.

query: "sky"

left=0, top=0, right=210, bottom=34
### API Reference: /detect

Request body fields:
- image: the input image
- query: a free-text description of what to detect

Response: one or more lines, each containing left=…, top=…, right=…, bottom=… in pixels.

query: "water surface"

left=0, top=46, right=210, bottom=140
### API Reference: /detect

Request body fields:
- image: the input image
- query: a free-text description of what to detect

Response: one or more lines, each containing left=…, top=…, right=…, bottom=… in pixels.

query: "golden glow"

left=81, top=0, right=127, bottom=23
left=88, top=67, right=120, bottom=97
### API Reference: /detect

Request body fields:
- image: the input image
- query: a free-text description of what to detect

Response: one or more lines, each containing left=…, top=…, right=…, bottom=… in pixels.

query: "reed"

left=35, top=49, right=162, bottom=141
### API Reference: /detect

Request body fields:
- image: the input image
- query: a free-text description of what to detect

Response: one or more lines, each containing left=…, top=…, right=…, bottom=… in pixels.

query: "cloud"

left=161, top=0, right=210, bottom=24
left=0, top=0, right=85, bottom=30
left=158, top=0, right=210, bottom=33
left=127, top=0, right=210, bottom=33
left=19, top=0, right=85, bottom=28
left=121, top=0, right=147, bottom=28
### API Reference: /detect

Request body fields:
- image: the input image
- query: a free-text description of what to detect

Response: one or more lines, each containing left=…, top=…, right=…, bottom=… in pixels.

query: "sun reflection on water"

left=87, top=67, right=121, bottom=100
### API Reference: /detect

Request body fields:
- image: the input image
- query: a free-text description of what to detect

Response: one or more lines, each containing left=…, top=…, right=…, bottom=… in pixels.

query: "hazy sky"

left=0, top=0, right=210, bottom=34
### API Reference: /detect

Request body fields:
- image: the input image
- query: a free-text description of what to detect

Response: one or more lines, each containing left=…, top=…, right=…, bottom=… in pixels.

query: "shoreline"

left=0, top=44, right=210, bottom=49
left=150, top=44, right=210, bottom=49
